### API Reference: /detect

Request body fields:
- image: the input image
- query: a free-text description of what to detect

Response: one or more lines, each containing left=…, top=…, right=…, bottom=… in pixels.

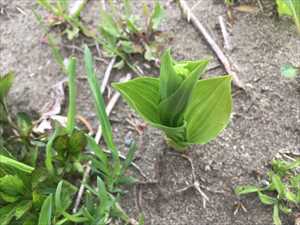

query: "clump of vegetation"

left=113, top=49, right=232, bottom=151
left=0, top=47, right=140, bottom=224
left=235, top=158, right=300, bottom=225
left=37, top=0, right=94, bottom=40
left=98, top=0, right=166, bottom=68
left=276, top=0, right=300, bottom=33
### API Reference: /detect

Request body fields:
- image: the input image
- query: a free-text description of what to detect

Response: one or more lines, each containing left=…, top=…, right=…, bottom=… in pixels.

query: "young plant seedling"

left=98, top=0, right=166, bottom=70
left=113, top=49, right=232, bottom=151
left=276, top=0, right=300, bottom=34
left=235, top=158, right=300, bottom=225
left=37, top=0, right=94, bottom=40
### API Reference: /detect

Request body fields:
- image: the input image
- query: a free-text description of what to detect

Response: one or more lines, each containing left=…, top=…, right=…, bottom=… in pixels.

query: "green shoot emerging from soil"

left=0, top=49, right=139, bottom=224
left=276, top=0, right=300, bottom=34
left=235, top=158, right=300, bottom=225
left=113, top=49, right=232, bottom=151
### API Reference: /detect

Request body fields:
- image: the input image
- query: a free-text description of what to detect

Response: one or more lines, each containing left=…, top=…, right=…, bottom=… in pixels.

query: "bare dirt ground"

left=1, top=0, right=300, bottom=224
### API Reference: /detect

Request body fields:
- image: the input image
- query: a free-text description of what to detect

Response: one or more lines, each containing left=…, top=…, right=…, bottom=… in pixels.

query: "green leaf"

left=15, top=200, right=32, bottom=219
left=0, top=175, right=25, bottom=197
left=84, top=45, right=121, bottom=174
left=122, top=142, right=137, bottom=173
left=276, top=0, right=300, bottom=33
left=273, top=203, right=282, bottom=225
left=0, top=154, right=34, bottom=173
left=112, top=77, right=161, bottom=124
left=16, top=112, right=33, bottom=137
left=235, top=185, right=260, bottom=195
left=280, top=64, right=299, bottom=78
left=0, top=204, right=16, bottom=225
left=66, top=57, right=77, bottom=134
left=185, top=76, right=232, bottom=144
left=38, top=194, right=53, bottom=225
left=159, top=49, right=183, bottom=101
left=271, top=174, right=285, bottom=197
left=68, top=130, right=87, bottom=155
left=0, top=72, right=14, bottom=101
left=258, top=192, right=277, bottom=205
left=99, top=10, right=121, bottom=38
left=159, top=60, right=209, bottom=126
left=150, top=1, right=165, bottom=30
left=55, top=181, right=64, bottom=213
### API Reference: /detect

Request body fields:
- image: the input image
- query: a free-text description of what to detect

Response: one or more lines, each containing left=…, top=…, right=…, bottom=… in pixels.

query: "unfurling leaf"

left=113, top=49, right=232, bottom=151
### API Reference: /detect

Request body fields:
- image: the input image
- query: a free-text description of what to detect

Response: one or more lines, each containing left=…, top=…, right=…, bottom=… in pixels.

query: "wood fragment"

left=179, top=0, right=245, bottom=89
left=218, top=16, right=232, bottom=51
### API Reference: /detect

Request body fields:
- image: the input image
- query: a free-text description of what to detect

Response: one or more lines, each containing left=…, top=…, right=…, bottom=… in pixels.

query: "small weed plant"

left=113, top=49, right=232, bottom=151
left=236, top=159, right=300, bottom=225
left=0, top=47, right=140, bottom=224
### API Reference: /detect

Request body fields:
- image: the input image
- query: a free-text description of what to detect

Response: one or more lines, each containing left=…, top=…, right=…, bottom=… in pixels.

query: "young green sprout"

left=236, top=159, right=300, bottom=225
left=113, top=49, right=232, bottom=151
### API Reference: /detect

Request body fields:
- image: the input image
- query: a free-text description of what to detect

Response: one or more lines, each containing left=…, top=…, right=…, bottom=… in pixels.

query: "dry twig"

left=178, top=0, right=245, bottom=89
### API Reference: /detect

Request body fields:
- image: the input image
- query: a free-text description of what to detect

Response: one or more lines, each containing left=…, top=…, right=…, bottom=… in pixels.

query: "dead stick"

left=179, top=0, right=244, bottom=89
left=218, top=15, right=232, bottom=51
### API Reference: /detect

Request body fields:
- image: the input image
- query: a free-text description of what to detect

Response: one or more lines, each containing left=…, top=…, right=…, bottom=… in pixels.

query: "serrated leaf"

left=185, top=76, right=232, bottom=144
left=38, top=194, right=53, bottom=225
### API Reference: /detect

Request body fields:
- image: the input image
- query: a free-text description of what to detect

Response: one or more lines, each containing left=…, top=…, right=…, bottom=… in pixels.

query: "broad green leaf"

left=235, top=185, right=260, bottom=195
left=112, top=77, right=161, bottom=124
left=159, top=60, right=209, bottom=126
left=273, top=203, right=282, bottom=225
left=38, top=194, right=53, bottom=225
left=0, top=175, right=25, bottom=197
left=185, top=76, right=232, bottom=144
left=0, top=72, right=14, bottom=101
left=66, top=57, right=77, bottom=134
left=285, top=190, right=297, bottom=203
left=0, top=154, right=34, bottom=173
left=150, top=2, right=165, bottom=30
left=159, top=49, right=183, bottom=101
left=258, top=192, right=277, bottom=205
left=280, top=64, right=299, bottom=78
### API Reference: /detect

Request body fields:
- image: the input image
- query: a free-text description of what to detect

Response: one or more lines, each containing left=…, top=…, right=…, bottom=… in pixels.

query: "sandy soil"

left=1, top=0, right=299, bottom=225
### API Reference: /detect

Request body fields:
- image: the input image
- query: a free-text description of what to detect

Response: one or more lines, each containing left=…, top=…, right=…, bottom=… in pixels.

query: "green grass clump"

left=236, top=158, right=300, bottom=225
left=0, top=47, right=140, bottom=224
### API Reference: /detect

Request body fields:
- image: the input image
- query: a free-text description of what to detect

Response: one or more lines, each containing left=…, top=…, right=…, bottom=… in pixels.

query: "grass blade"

left=66, top=57, right=77, bottom=134
left=0, top=154, right=34, bottom=173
